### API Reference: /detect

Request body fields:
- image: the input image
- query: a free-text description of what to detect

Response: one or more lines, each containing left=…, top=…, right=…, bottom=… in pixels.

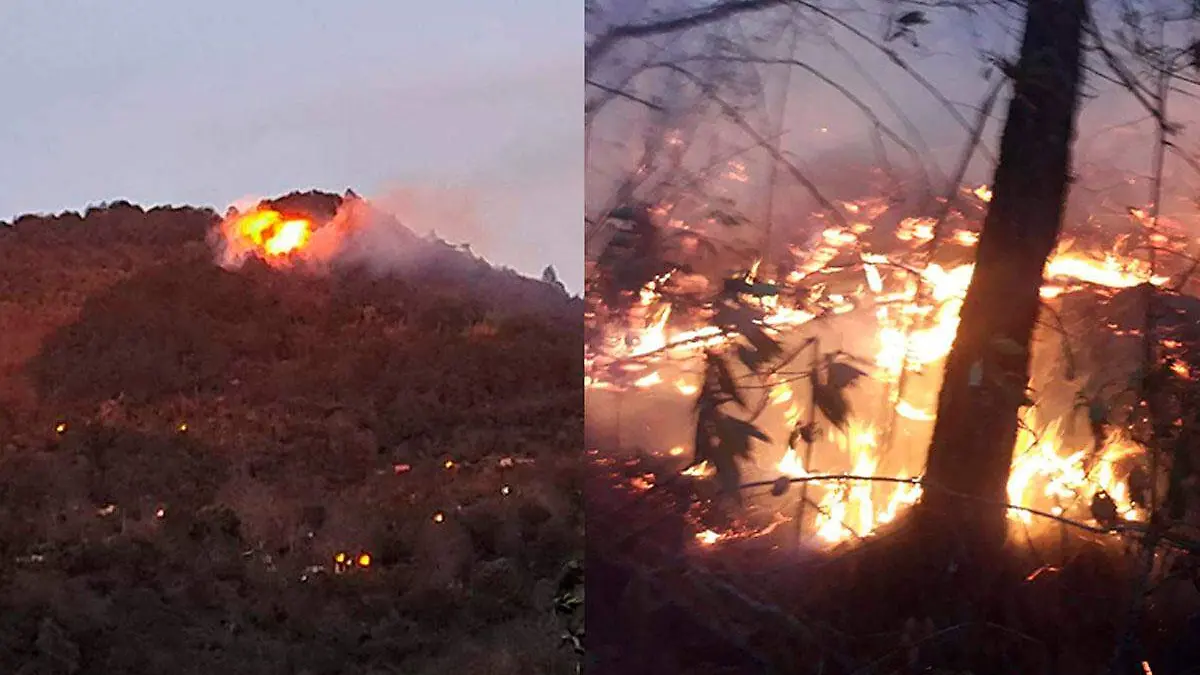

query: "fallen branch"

left=741, top=473, right=1142, bottom=538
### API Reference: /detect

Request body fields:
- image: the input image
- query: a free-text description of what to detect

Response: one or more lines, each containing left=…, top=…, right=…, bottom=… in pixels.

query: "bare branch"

left=586, top=0, right=792, bottom=76
left=822, top=35, right=950, bottom=185
left=668, top=54, right=932, bottom=185
left=586, top=78, right=665, bottom=112
left=664, top=64, right=852, bottom=232
left=789, top=0, right=983, bottom=139
left=926, top=78, right=1005, bottom=244
left=1084, top=13, right=1164, bottom=123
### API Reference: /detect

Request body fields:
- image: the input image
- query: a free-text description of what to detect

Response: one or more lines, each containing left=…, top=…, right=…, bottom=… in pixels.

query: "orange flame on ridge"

left=225, top=208, right=313, bottom=259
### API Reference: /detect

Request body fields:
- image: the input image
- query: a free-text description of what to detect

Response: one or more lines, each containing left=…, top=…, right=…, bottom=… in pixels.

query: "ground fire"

left=586, top=0, right=1200, bottom=672
left=584, top=177, right=1200, bottom=674
left=585, top=183, right=1182, bottom=546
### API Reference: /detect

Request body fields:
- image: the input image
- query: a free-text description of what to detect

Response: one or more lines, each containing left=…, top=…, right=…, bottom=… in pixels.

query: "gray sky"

left=0, top=0, right=582, bottom=290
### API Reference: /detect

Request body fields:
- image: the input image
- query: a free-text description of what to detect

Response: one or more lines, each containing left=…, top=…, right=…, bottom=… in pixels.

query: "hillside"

left=0, top=192, right=582, bottom=674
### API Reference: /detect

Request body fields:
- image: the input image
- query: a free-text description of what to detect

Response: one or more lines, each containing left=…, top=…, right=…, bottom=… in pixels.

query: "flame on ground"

left=770, top=419, right=1142, bottom=545
left=778, top=421, right=924, bottom=543
left=221, top=208, right=314, bottom=263
left=587, top=182, right=1174, bottom=547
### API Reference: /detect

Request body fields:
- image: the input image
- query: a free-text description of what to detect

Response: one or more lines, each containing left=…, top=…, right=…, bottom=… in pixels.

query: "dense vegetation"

left=0, top=192, right=582, bottom=674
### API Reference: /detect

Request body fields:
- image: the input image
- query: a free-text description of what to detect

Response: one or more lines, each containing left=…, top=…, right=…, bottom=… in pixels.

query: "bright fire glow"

left=587, top=182, right=1171, bottom=547
left=222, top=208, right=313, bottom=261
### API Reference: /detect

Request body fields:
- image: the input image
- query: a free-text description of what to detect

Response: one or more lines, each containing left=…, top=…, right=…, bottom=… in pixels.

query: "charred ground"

left=0, top=192, right=582, bottom=674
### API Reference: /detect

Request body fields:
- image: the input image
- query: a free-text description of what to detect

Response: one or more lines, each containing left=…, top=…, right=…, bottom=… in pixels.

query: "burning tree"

left=916, top=0, right=1086, bottom=551
left=587, top=1, right=1200, bottom=672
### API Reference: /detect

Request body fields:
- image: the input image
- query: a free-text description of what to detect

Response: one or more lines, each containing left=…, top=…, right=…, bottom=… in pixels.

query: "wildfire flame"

left=213, top=199, right=366, bottom=269
left=587, top=180, right=1175, bottom=546
left=223, top=208, right=313, bottom=260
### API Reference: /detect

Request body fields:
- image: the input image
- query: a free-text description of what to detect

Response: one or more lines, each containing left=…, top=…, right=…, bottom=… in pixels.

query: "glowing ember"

left=634, top=371, right=663, bottom=388
left=954, top=230, right=980, bottom=246
left=895, top=400, right=933, bottom=421
left=675, top=380, right=699, bottom=396
left=1045, top=249, right=1168, bottom=288
left=696, top=529, right=721, bottom=545
left=630, top=474, right=656, bottom=491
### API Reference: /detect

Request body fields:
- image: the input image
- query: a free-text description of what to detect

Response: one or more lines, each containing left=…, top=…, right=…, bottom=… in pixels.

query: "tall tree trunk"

left=917, top=0, right=1086, bottom=548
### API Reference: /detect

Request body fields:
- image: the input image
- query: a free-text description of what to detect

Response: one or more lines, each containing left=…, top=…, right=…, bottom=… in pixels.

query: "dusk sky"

left=0, top=1, right=581, bottom=289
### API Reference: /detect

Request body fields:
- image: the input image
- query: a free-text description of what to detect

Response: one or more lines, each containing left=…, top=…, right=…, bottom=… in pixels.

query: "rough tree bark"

left=916, top=0, right=1086, bottom=549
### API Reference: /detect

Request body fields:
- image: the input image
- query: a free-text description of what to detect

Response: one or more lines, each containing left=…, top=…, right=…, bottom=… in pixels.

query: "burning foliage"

left=585, top=175, right=1200, bottom=672
left=586, top=183, right=1190, bottom=547
left=221, top=208, right=314, bottom=260
left=0, top=193, right=581, bottom=674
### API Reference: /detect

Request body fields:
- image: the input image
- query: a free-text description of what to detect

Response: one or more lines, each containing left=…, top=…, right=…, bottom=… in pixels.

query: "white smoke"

left=369, top=184, right=487, bottom=255
left=210, top=190, right=486, bottom=274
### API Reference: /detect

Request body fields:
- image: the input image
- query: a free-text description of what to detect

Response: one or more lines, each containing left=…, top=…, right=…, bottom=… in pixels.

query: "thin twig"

left=665, top=55, right=929, bottom=179
left=664, top=63, right=854, bottom=231
left=586, top=0, right=791, bottom=76
left=586, top=78, right=665, bottom=111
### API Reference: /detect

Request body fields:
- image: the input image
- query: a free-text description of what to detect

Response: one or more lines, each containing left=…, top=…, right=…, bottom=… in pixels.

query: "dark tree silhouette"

left=916, top=0, right=1087, bottom=550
